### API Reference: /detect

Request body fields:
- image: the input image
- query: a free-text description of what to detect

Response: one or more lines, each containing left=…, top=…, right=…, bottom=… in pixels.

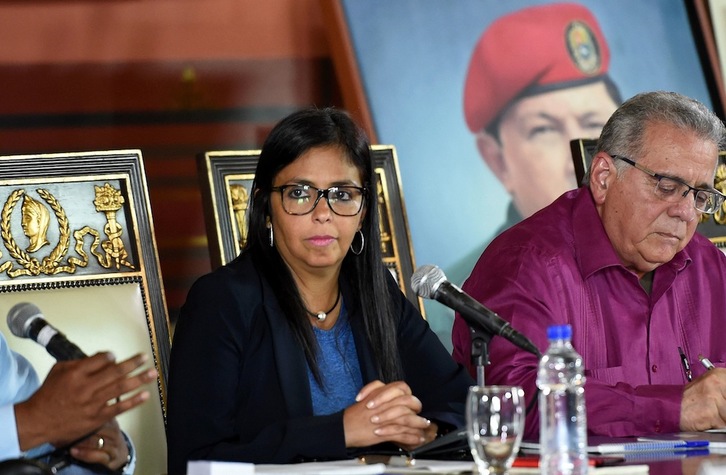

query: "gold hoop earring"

left=350, top=230, right=364, bottom=256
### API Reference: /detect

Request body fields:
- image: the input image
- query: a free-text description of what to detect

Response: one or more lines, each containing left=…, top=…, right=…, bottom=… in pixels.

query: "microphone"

left=7, top=302, right=87, bottom=361
left=411, top=264, right=541, bottom=357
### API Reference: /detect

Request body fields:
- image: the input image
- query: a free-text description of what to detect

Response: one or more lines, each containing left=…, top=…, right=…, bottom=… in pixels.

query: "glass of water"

left=466, top=385, right=525, bottom=474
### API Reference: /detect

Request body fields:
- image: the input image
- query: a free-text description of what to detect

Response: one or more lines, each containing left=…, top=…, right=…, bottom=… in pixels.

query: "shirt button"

left=651, top=364, right=658, bottom=373
left=654, top=420, right=662, bottom=433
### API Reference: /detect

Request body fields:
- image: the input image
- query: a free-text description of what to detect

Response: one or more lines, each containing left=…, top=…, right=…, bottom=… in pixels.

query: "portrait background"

left=338, top=0, right=720, bottom=349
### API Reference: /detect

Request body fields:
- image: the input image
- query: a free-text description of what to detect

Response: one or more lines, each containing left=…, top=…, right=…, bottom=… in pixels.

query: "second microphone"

left=411, top=264, right=541, bottom=357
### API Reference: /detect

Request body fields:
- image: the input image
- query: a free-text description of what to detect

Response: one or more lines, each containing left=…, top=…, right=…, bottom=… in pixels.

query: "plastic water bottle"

left=537, top=324, right=588, bottom=475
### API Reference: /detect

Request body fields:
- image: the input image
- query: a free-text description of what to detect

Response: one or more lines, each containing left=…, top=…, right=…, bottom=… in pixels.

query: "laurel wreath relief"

left=0, top=186, right=135, bottom=278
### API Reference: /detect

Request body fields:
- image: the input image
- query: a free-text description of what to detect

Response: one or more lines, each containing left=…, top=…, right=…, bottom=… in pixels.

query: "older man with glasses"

left=452, top=90, right=726, bottom=438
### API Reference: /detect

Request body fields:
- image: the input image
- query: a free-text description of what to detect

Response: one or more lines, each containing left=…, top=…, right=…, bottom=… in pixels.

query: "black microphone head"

left=411, top=264, right=447, bottom=299
left=7, top=302, right=43, bottom=338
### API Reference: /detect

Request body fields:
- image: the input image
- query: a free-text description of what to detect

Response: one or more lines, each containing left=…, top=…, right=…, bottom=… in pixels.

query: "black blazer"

left=166, top=253, right=473, bottom=474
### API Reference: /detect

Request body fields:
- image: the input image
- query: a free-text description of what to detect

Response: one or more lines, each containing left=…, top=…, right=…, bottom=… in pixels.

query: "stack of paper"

left=188, top=461, right=254, bottom=475
left=187, top=460, right=386, bottom=475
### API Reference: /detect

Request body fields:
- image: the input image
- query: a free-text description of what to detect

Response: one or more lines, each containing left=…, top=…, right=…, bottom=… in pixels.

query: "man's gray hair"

left=595, top=91, right=726, bottom=177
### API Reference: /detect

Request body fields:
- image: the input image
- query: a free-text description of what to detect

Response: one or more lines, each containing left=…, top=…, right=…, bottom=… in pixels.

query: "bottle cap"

left=547, top=324, right=572, bottom=340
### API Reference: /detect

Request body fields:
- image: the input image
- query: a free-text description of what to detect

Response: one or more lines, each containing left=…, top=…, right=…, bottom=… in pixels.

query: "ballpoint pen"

left=678, top=346, right=692, bottom=382
left=519, top=439, right=710, bottom=455
left=591, top=440, right=709, bottom=454
left=699, top=354, right=716, bottom=371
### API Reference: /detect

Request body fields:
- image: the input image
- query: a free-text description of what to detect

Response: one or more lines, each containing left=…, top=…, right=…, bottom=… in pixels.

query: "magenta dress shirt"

left=452, top=186, right=726, bottom=438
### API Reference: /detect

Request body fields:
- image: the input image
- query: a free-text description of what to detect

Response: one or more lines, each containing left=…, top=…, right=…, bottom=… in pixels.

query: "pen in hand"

left=699, top=355, right=716, bottom=371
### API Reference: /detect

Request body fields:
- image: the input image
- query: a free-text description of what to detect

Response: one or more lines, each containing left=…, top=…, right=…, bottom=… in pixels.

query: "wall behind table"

left=0, top=0, right=342, bottom=326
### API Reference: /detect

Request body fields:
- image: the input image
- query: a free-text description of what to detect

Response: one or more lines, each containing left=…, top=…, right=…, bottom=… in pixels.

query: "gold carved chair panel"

left=0, top=150, right=171, bottom=475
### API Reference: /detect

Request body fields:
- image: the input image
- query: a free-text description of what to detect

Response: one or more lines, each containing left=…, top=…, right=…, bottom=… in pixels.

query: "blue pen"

left=591, top=440, right=709, bottom=454
left=623, top=448, right=710, bottom=463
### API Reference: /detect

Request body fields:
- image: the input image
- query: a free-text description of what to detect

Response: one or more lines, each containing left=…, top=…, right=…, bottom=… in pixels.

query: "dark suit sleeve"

left=165, top=266, right=349, bottom=474
left=390, top=277, right=474, bottom=430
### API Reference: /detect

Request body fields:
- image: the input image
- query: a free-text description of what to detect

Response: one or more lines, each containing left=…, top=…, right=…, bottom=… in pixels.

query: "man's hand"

left=69, top=419, right=130, bottom=471
left=14, top=352, right=157, bottom=451
left=680, top=368, right=726, bottom=431
left=343, top=380, right=436, bottom=450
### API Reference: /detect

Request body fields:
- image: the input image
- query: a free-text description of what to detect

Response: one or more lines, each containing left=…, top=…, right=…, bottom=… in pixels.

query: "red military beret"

left=463, top=2, right=610, bottom=132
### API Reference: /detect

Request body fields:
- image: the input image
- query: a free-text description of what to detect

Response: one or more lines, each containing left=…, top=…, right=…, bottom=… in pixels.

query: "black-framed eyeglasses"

left=271, top=184, right=367, bottom=216
left=611, top=154, right=725, bottom=214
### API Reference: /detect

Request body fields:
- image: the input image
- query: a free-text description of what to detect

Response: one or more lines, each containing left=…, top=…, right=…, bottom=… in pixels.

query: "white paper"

left=187, top=460, right=254, bottom=475
left=254, top=460, right=385, bottom=474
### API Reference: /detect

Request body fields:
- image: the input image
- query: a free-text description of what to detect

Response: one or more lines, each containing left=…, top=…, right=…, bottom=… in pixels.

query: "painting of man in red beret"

left=464, top=2, right=621, bottom=229
left=334, top=0, right=718, bottom=346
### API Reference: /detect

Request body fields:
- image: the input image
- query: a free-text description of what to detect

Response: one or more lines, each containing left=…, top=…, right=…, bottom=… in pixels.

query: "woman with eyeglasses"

left=166, top=107, right=473, bottom=473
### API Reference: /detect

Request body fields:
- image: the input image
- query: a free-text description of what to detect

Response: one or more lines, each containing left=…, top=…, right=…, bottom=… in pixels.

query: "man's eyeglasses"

left=611, top=154, right=724, bottom=214
left=271, top=184, right=367, bottom=216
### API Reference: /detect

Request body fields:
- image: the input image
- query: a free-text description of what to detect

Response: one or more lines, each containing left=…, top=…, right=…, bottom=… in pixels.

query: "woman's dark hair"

left=242, top=107, right=403, bottom=383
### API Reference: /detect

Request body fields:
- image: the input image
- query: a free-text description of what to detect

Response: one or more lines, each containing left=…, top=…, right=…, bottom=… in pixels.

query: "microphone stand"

left=469, top=324, right=493, bottom=386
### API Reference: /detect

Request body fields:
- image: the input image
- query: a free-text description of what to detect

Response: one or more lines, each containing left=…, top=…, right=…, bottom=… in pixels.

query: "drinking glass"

left=466, top=385, right=525, bottom=475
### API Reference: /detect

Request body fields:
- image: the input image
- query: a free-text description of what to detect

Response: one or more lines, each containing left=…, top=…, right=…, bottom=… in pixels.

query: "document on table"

left=188, top=460, right=255, bottom=475
left=189, top=457, right=649, bottom=474
left=255, top=460, right=387, bottom=474
left=189, top=460, right=387, bottom=475
left=519, top=468, right=649, bottom=475
left=638, top=430, right=726, bottom=451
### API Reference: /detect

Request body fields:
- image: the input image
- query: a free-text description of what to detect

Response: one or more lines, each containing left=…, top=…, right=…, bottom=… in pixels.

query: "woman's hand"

left=343, top=380, right=437, bottom=450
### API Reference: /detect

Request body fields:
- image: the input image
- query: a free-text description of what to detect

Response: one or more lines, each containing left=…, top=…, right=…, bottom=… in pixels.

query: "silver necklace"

left=306, top=291, right=341, bottom=322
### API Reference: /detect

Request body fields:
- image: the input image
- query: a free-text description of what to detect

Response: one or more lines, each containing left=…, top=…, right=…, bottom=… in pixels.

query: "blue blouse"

left=307, top=301, right=363, bottom=416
